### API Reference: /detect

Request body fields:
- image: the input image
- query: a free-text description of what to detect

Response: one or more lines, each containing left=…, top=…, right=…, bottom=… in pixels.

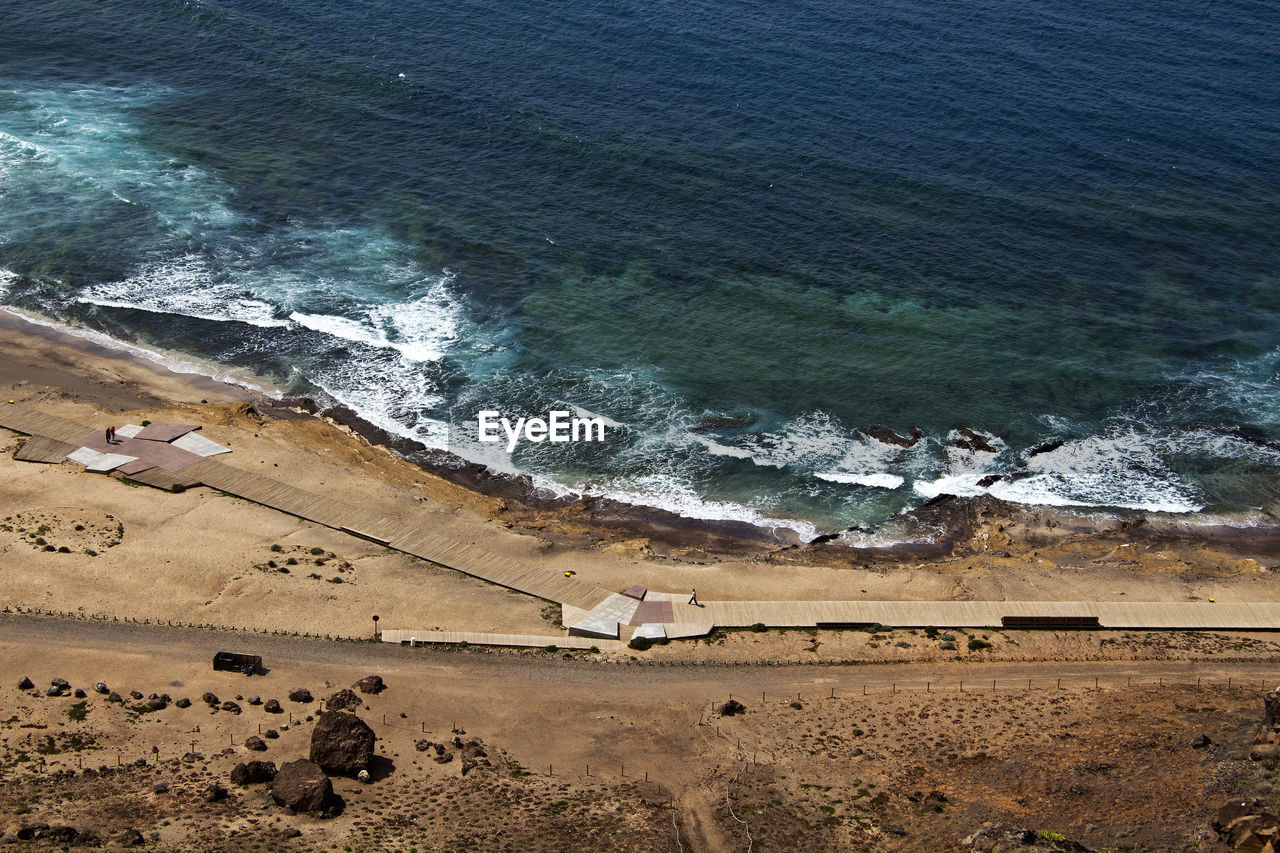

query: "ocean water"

left=1, top=0, right=1278, bottom=536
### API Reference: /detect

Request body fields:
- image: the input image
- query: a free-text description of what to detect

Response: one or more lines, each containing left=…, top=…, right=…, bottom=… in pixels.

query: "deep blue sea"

left=2, top=0, right=1278, bottom=537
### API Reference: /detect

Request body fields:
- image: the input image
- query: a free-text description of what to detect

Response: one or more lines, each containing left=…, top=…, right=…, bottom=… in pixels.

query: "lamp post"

left=372, top=614, right=379, bottom=640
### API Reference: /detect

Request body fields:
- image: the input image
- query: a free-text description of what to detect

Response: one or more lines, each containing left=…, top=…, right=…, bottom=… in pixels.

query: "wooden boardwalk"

left=13, top=434, right=78, bottom=464
left=381, top=629, right=624, bottom=651
left=0, top=404, right=94, bottom=444
left=690, top=599, right=1280, bottom=631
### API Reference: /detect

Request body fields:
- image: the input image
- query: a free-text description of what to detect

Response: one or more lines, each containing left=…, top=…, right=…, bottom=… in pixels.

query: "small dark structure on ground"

left=213, top=651, right=262, bottom=675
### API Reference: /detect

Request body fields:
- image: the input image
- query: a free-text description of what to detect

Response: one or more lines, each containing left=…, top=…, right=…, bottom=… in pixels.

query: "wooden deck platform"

left=0, top=404, right=95, bottom=444
left=13, top=434, right=77, bottom=463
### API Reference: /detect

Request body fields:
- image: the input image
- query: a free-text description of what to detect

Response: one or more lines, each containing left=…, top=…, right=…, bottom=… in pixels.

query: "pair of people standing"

left=104, top=425, right=117, bottom=443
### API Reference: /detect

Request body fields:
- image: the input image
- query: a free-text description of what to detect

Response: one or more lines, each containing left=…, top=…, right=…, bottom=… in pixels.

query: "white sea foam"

left=78, top=255, right=288, bottom=328
left=555, top=402, right=626, bottom=430
left=0, top=269, right=15, bottom=298
left=912, top=427, right=1205, bottom=513
left=690, top=433, right=753, bottom=459
left=290, top=311, right=389, bottom=348
left=815, top=471, right=905, bottom=489
left=596, top=473, right=819, bottom=542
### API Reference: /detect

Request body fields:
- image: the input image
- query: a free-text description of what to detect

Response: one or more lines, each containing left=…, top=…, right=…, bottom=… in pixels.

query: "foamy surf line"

left=0, top=305, right=279, bottom=397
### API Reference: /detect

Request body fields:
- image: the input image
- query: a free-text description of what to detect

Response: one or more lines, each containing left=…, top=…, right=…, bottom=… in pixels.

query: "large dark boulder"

left=309, top=711, right=376, bottom=776
left=288, top=688, right=313, bottom=703
left=270, top=759, right=335, bottom=814
left=264, top=698, right=283, bottom=714
left=230, top=760, right=277, bottom=785
left=326, top=688, right=361, bottom=712
left=354, top=675, right=386, bottom=695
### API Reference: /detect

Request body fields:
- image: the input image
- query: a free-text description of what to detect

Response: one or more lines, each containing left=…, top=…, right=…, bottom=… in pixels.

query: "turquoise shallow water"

left=1, top=0, right=1278, bottom=535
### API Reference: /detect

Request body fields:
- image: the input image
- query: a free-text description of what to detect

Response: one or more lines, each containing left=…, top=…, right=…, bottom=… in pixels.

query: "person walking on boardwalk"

left=689, top=588, right=700, bottom=607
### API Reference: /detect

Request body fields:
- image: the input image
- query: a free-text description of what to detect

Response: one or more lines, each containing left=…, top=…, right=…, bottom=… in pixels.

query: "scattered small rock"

left=354, top=675, right=386, bottom=695
left=220, top=701, right=242, bottom=715
left=325, top=688, right=361, bottom=712
left=113, top=828, right=145, bottom=847
left=244, top=735, right=267, bottom=752
left=93, top=682, right=109, bottom=694
left=231, top=760, right=277, bottom=785
left=1192, top=733, right=1212, bottom=749
left=175, top=697, right=192, bottom=708
left=201, top=783, right=229, bottom=803
left=264, top=698, right=283, bottom=714
left=17, top=677, right=33, bottom=690
left=202, top=692, right=220, bottom=707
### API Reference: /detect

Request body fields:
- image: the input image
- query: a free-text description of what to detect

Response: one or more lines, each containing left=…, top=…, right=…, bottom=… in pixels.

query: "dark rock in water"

left=1192, top=733, right=1211, bottom=749
left=690, top=415, right=756, bottom=431
left=860, top=424, right=924, bottom=448
left=288, top=688, right=313, bottom=703
left=947, top=427, right=998, bottom=454
left=231, top=760, right=277, bottom=785
left=310, top=711, right=376, bottom=776
left=807, top=532, right=842, bottom=546
left=271, top=759, right=336, bottom=814
left=17, top=676, right=33, bottom=690
left=1026, top=439, right=1066, bottom=458
left=976, top=474, right=1003, bottom=487
left=202, top=692, right=219, bottom=707
left=354, top=675, right=386, bottom=695
left=244, top=735, right=268, bottom=752
left=264, top=698, right=283, bottom=714
left=326, top=688, right=362, bottom=712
